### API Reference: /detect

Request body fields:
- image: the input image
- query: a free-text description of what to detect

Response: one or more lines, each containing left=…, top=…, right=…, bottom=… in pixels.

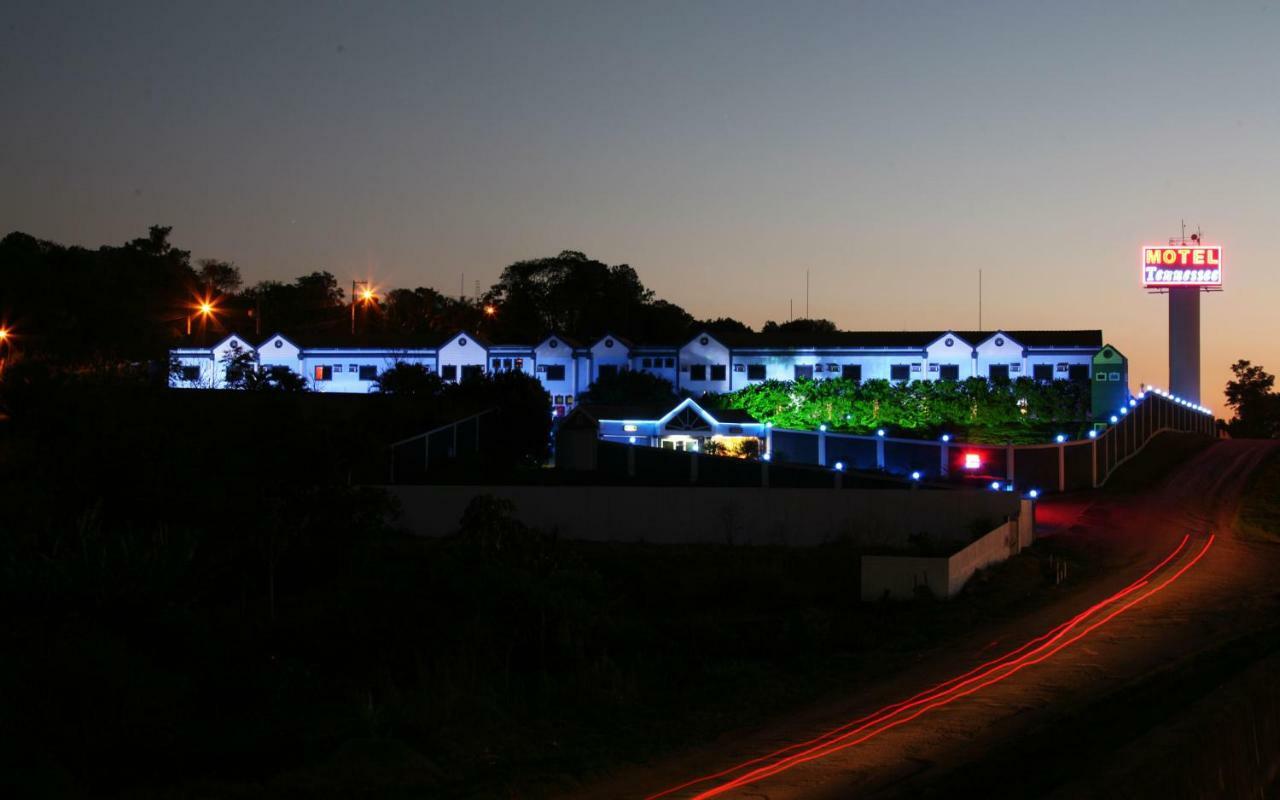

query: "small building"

left=557, top=397, right=766, bottom=469
left=1091, top=344, right=1130, bottom=421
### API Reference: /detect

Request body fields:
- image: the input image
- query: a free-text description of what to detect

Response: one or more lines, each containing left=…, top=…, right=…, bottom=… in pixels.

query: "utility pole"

left=978, top=269, right=983, bottom=329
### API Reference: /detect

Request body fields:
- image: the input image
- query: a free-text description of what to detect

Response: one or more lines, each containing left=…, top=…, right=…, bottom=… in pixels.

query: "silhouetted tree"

left=373, top=362, right=445, bottom=396
left=195, top=259, right=243, bottom=294
left=761, top=318, right=839, bottom=335
left=1225, top=359, right=1279, bottom=438
left=582, top=369, right=680, bottom=405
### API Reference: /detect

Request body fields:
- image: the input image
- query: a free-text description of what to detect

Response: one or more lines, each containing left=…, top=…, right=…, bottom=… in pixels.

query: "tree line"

left=0, top=226, right=833, bottom=373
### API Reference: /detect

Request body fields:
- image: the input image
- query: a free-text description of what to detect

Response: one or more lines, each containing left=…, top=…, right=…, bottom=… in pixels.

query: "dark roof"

left=573, top=400, right=759, bottom=425
left=713, top=329, right=1102, bottom=350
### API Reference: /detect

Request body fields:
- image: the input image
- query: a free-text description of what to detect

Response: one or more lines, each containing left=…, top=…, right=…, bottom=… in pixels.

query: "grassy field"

left=1236, top=449, right=1280, bottom=543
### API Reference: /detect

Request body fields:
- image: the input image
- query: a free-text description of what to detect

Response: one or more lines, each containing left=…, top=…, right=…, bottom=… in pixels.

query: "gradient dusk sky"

left=3, top=1, right=1278, bottom=412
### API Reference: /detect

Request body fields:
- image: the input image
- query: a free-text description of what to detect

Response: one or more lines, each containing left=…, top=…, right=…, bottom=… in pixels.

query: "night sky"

left=4, top=1, right=1278, bottom=412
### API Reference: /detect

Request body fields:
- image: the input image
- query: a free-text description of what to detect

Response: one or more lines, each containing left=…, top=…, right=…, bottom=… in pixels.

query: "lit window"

left=315, top=365, right=332, bottom=381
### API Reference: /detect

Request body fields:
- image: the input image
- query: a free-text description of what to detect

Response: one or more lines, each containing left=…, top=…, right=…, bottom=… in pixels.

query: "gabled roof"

left=576, top=397, right=760, bottom=426
left=590, top=332, right=633, bottom=350
left=534, top=332, right=583, bottom=350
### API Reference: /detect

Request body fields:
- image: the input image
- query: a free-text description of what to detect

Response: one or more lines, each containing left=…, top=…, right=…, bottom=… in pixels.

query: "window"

left=709, top=365, right=727, bottom=381
left=461, top=365, right=483, bottom=380
left=747, top=364, right=766, bottom=380
left=348, top=363, right=358, bottom=372
left=599, top=365, right=619, bottom=379
left=689, top=364, right=707, bottom=381
left=939, top=364, right=960, bottom=381
left=814, top=364, right=825, bottom=373
left=180, top=365, right=200, bottom=381
left=1033, top=364, right=1053, bottom=381
left=828, top=363, right=839, bottom=372
left=545, top=364, right=566, bottom=381
left=554, top=395, right=564, bottom=404
left=988, top=364, right=1010, bottom=381
left=333, top=364, right=344, bottom=373
left=514, top=358, right=523, bottom=369
left=503, top=358, right=513, bottom=369
left=1096, top=373, right=1108, bottom=382
left=841, top=364, right=861, bottom=382
left=359, top=365, right=377, bottom=380
left=890, top=364, right=910, bottom=382
left=794, top=365, right=813, bottom=380
left=1069, top=364, right=1089, bottom=381
left=664, top=357, right=676, bottom=368
left=314, top=365, right=332, bottom=381
left=1109, top=372, right=1121, bottom=382
left=440, top=365, right=457, bottom=381
left=642, top=357, right=653, bottom=368
left=565, top=395, right=574, bottom=405
left=492, top=358, right=502, bottom=370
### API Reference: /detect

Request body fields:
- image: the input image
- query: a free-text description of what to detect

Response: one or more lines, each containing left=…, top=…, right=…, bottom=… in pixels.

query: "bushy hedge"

left=710, top=377, right=1092, bottom=443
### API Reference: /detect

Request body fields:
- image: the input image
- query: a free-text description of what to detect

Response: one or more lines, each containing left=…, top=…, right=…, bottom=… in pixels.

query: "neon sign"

left=1141, top=245, right=1222, bottom=288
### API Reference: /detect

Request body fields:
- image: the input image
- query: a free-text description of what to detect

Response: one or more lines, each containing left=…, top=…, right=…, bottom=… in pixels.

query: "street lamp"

left=352, top=280, right=376, bottom=335
left=187, top=298, right=216, bottom=335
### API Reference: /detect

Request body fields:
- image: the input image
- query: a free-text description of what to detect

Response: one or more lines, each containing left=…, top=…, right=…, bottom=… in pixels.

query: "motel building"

left=170, top=328, right=1106, bottom=414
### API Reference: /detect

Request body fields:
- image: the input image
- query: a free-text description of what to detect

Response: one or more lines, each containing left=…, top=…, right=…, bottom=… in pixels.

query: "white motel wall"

left=170, top=328, right=1103, bottom=408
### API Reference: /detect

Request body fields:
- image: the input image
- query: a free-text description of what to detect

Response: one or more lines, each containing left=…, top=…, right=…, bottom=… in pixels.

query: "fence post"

left=1091, top=438, right=1098, bottom=487
left=939, top=441, right=949, bottom=477
left=876, top=436, right=885, bottom=470
left=1006, top=445, right=1015, bottom=483
left=817, top=429, right=827, bottom=467
left=1057, top=443, right=1065, bottom=492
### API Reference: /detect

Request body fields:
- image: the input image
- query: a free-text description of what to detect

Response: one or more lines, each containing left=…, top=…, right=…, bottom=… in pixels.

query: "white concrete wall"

left=861, top=498, right=1034, bottom=600
left=589, top=336, right=630, bottom=383
left=976, top=333, right=1025, bottom=380
left=437, top=333, right=487, bottom=382
left=924, top=334, right=975, bottom=380
left=679, top=334, right=732, bottom=393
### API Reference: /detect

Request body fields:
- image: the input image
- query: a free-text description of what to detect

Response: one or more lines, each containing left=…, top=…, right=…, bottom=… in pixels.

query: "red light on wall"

left=963, top=452, right=982, bottom=470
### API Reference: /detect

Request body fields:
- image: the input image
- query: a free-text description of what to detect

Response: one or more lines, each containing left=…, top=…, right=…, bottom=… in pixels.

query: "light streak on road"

left=647, top=534, right=1211, bottom=800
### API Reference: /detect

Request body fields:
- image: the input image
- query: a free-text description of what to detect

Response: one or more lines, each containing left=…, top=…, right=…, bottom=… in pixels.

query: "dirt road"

left=584, top=437, right=1279, bottom=800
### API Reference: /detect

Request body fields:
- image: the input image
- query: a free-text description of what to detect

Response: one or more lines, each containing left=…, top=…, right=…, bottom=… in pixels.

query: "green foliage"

left=714, top=377, right=1092, bottom=442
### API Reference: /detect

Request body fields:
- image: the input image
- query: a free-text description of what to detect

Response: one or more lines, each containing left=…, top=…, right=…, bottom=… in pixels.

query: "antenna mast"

left=978, top=269, right=983, bottom=329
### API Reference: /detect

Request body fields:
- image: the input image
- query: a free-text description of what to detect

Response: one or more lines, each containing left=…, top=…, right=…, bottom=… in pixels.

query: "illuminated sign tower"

left=1142, top=224, right=1221, bottom=405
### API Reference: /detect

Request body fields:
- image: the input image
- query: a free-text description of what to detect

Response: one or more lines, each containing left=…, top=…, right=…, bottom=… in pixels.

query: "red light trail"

left=646, top=533, right=1211, bottom=800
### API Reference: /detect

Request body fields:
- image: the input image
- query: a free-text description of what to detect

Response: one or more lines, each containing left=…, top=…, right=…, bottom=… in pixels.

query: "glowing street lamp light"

left=187, top=297, right=217, bottom=335
left=483, top=304, right=497, bottom=317
left=352, top=280, right=377, bottom=334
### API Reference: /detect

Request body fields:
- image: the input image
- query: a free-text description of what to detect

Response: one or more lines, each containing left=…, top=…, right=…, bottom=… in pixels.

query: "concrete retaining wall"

left=861, top=499, right=1035, bottom=600
left=383, top=484, right=1021, bottom=548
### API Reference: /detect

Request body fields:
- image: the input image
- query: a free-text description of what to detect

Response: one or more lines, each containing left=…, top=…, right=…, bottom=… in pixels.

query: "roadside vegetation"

left=1236, top=449, right=1280, bottom=543
left=709, top=375, right=1093, bottom=444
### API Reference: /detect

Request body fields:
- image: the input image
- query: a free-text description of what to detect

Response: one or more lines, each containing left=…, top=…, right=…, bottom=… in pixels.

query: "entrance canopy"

left=565, top=397, right=765, bottom=444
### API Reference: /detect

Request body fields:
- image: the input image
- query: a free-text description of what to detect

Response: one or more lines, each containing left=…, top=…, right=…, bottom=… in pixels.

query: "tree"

left=373, top=362, right=445, bottom=397
left=483, top=250, right=690, bottom=342
left=761, top=318, right=839, bottom=336
left=699, top=317, right=755, bottom=337
left=195, top=259, right=243, bottom=294
left=220, top=346, right=308, bottom=392
left=1225, top=360, right=1279, bottom=438
left=582, top=369, right=680, bottom=405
